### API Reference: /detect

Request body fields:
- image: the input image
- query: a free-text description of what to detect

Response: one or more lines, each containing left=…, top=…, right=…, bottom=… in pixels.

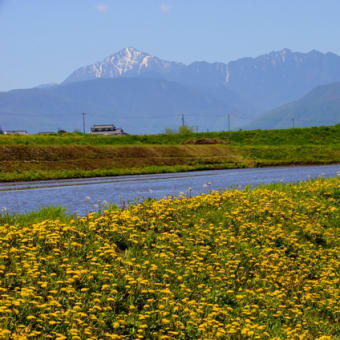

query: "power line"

left=82, top=112, right=86, bottom=133
left=293, top=118, right=339, bottom=123
left=1, top=111, right=338, bottom=126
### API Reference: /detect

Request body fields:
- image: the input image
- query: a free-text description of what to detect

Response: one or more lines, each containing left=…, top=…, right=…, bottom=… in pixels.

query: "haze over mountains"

left=1, top=47, right=340, bottom=133
left=246, top=82, right=340, bottom=130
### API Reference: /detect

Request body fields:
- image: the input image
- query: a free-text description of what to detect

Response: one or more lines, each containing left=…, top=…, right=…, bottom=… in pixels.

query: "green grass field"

left=1, top=125, right=339, bottom=146
left=0, top=125, right=339, bottom=182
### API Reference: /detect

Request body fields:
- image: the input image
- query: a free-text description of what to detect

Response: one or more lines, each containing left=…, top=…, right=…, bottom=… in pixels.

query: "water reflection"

left=0, top=164, right=339, bottom=216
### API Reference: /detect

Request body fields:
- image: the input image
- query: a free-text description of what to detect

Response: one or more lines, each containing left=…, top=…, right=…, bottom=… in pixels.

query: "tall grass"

left=0, top=163, right=246, bottom=182
left=0, top=206, right=70, bottom=225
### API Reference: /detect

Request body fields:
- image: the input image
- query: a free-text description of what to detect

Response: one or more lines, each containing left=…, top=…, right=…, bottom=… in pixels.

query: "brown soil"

left=0, top=145, right=249, bottom=172
left=182, top=138, right=231, bottom=145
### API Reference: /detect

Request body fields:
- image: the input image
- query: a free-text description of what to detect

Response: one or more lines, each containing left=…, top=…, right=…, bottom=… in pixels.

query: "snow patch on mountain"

left=64, top=47, right=185, bottom=83
left=64, top=47, right=338, bottom=87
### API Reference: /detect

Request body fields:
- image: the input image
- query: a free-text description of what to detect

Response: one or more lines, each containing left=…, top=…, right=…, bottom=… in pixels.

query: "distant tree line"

left=164, top=125, right=195, bottom=135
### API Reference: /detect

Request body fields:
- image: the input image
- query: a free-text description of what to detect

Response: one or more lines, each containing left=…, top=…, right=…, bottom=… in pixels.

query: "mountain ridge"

left=64, top=47, right=340, bottom=83
left=2, top=47, right=340, bottom=133
left=64, top=47, right=185, bottom=84
left=245, top=82, right=340, bottom=129
left=63, top=47, right=340, bottom=114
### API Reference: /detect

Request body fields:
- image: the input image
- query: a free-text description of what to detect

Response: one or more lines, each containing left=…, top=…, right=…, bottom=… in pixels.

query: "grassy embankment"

left=0, top=125, right=339, bottom=182
left=0, top=177, right=339, bottom=338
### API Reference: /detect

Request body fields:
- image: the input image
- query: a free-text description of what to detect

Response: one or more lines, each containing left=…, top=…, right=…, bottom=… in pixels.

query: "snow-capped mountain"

left=2, top=47, right=340, bottom=134
left=64, top=47, right=340, bottom=114
left=64, top=47, right=185, bottom=83
left=224, top=48, right=340, bottom=111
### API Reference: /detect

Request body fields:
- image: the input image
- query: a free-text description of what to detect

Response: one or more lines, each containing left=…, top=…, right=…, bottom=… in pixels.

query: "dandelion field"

left=0, top=178, right=339, bottom=339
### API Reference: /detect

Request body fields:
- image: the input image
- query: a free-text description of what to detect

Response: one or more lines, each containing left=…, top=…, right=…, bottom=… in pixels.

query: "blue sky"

left=1, top=0, right=340, bottom=91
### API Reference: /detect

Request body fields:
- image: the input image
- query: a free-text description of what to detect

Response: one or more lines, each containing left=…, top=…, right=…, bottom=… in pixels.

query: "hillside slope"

left=0, top=78, right=245, bottom=134
left=246, top=82, right=340, bottom=129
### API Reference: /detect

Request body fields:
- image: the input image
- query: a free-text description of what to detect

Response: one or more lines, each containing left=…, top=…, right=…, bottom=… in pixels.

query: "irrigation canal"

left=0, top=164, right=339, bottom=216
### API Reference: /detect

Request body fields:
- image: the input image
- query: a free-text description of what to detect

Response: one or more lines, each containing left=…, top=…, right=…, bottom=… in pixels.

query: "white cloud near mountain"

left=160, top=4, right=171, bottom=14
left=96, top=4, right=109, bottom=13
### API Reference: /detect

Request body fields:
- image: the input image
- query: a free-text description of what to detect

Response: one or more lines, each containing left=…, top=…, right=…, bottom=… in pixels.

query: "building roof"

left=91, top=124, right=116, bottom=129
left=5, top=130, right=28, bottom=133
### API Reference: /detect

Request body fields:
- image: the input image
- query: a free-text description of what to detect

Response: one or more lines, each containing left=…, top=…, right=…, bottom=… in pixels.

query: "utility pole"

left=292, top=118, right=295, bottom=129
left=228, top=113, right=231, bottom=132
left=82, top=112, right=86, bottom=134
left=181, top=113, right=185, bottom=127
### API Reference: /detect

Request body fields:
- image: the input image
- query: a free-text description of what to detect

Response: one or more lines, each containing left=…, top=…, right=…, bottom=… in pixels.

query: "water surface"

left=0, top=164, right=338, bottom=215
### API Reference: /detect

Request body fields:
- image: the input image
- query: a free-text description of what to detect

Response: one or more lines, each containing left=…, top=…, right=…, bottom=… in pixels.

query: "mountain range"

left=1, top=47, right=340, bottom=133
